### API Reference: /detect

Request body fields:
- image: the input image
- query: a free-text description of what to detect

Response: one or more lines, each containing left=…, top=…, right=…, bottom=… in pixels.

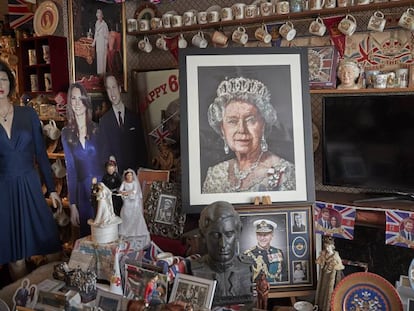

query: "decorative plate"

left=331, top=272, right=403, bottom=311
left=33, top=0, right=59, bottom=36
left=134, top=3, right=158, bottom=20
left=206, top=5, right=222, bottom=13
left=409, top=258, right=414, bottom=290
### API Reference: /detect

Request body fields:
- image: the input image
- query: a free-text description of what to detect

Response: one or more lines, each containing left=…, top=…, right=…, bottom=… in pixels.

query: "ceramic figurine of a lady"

left=315, top=236, right=344, bottom=311
left=337, top=59, right=361, bottom=90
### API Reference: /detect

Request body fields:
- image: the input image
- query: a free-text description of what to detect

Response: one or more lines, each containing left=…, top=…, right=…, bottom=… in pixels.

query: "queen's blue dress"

left=0, top=106, right=61, bottom=264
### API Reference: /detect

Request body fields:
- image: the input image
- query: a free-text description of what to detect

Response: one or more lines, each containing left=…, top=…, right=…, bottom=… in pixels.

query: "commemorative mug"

left=276, top=1, right=290, bottom=14
left=183, top=11, right=195, bottom=26
left=309, top=17, right=326, bottom=36
left=293, top=301, right=318, bottom=311
left=138, top=36, right=152, bottom=53
left=150, top=17, right=163, bottom=30
left=42, top=45, right=50, bottom=64
left=245, top=4, right=258, bottom=18
left=398, top=8, right=414, bottom=31
left=127, top=19, right=138, bottom=32
left=309, top=0, right=325, bottom=10
left=44, top=73, right=52, bottom=92
left=260, top=2, right=274, bottom=16
left=338, top=14, right=357, bottom=36
left=357, top=0, right=370, bottom=5
left=197, top=11, right=208, bottom=24
left=138, top=19, right=150, bottom=31
left=279, top=21, right=297, bottom=41
left=367, top=11, right=386, bottom=32
left=324, top=0, right=336, bottom=9
left=211, top=30, right=229, bottom=46
left=396, top=68, right=409, bottom=88
left=161, top=13, right=173, bottom=28
left=171, top=15, right=183, bottom=27
left=232, top=3, right=246, bottom=19
left=232, top=26, right=249, bottom=45
left=156, top=35, right=168, bottom=51
left=178, top=34, right=188, bottom=49
left=221, top=7, right=233, bottom=21
left=337, top=0, right=349, bottom=7
left=374, top=73, right=388, bottom=88
left=207, top=11, right=220, bottom=23
left=28, top=49, right=36, bottom=66
left=192, top=31, right=208, bottom=48
left=255, top=24, right=272, bottom=43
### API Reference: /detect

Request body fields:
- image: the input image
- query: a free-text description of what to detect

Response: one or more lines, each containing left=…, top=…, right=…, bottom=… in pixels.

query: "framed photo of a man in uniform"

left=237, top=205, right=315, bottom=291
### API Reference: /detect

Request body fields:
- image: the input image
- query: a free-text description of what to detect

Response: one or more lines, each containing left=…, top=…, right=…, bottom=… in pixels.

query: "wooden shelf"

left=310, top=87, right=414, bottom=94
left=128, top=0, right=414, bottom=36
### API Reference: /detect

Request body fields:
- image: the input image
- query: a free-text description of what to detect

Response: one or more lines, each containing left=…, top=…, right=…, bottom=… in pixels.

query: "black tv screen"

left=322, top=95, right=414, bottom=193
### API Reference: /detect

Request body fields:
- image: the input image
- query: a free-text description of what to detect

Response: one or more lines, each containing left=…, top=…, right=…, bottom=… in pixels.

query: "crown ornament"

left=216, top=77, right=270, bottom=99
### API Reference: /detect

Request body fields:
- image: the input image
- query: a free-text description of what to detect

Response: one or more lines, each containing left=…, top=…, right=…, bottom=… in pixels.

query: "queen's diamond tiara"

left=216, top=77, right=270, bottom=98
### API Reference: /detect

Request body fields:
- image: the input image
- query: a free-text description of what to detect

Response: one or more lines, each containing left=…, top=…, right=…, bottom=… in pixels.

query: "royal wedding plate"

left=33, top=0, right=59, bottom=36
left=331, top=272, right=403, bottom=311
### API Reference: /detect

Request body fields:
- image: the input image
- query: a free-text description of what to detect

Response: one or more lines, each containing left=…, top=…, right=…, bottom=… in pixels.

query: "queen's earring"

left=261, top=134, right=268, bottom=152
left=224, top=140, right=229, bottom=154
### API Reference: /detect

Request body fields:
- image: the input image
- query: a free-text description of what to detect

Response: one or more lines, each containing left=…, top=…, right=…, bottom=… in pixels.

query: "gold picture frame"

left=68, top=0, right=127, bottom=91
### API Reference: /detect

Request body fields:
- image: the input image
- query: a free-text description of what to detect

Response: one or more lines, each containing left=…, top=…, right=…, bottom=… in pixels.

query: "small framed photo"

left=169, top=273, right=217, bottom=310
left=95, top=289, right=123, bottom=311
left=144, top=181, right=185, bottom=239
left=409, top=298, right=414, bottom=311
left=237, top=205, right=315, bottom=291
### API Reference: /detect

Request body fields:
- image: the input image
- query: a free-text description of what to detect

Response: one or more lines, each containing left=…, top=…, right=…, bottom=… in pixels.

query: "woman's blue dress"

left=0, top=106, right=61, bottom=264
left=61, top=125, right=102, bottom=237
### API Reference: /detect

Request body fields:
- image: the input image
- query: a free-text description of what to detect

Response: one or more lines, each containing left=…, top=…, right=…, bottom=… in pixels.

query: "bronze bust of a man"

left=190, top=201, right=253, bottom=306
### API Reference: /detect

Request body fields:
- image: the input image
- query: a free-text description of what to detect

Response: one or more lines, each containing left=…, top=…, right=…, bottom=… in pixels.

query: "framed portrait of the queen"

left=179, top=48, right=315, bottom=213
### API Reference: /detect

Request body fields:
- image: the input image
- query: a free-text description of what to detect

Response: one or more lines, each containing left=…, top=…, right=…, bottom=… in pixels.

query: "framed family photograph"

left=169, top=273, right=217, bottom=309
left=68, top=0, right=126, bottom=91
left=179, top=48, right=314, bottom=213
left=236, top=205, right=315, bottom=291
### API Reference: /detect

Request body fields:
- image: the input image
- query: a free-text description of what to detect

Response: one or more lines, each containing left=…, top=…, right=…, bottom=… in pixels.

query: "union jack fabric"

left=8, top=0, right=34, bottom=29
left=314, top=201, right=357, bottom=240
left=385, top=210, right=414, bottom=249
left=149, top=125, right=174, bottom=145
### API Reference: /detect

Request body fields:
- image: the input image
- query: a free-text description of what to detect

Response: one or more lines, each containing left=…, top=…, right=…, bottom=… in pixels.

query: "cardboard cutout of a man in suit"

left=99, top=75, right=147, bottom=173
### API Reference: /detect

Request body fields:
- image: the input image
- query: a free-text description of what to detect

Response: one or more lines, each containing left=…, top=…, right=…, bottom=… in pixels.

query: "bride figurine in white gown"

left=118, top=169, right=150, bottom=245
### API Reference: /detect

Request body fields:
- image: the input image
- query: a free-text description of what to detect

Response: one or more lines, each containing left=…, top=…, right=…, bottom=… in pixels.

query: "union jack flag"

left=314, top=201, right=356, bottom=240
left=385, top=210, right=414, bottom=249
left=8, top=0, right=35, bottom=29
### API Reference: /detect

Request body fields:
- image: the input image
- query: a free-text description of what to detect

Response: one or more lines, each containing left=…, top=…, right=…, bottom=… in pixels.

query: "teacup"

left=178, top=34, right=188, bottom=49
left=338, top=14, right=357, bottom=36
left=211, top=30, right=229, bottom=46
left=138, top=19, right=150, bottom=31
left=309, top=0, right=325, bottom=10
left=156, top=35, right=168, bottom=51
left=337, top=0, right=349, bottom=7
left=192, top=31, right=208, bottom=48
left=232, top=3, right=246, bottom=19
left=255, top=24, right=272, bottom=43
left=357, top=0, right=370, bottom=5
left=324, top=0, right=336, bottom=9
left=232, top=26, right=249, bottom=45
left=367, top=11, right=386, bottom=32
left=279, top=21, right=297, bottom=41
left=276, top=1, right=290, bottom=14
left=309, top=17, right=326, bottom=36
left=398, top=8, right=414, bottom=31
left=43, top=119, right=61, bottom=140
left=293, top=301, right=318, bottom=311
left=138, top=36, right=152, bottom=53
left=221, top=7, right=233, bottom=21
left=51, top=159, right=66, bottom=179
left=127, top=19, right=138, bottom=32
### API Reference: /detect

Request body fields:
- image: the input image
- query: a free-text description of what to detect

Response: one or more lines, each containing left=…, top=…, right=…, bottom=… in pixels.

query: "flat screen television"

left=322, top=94, right=414, bottom=197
